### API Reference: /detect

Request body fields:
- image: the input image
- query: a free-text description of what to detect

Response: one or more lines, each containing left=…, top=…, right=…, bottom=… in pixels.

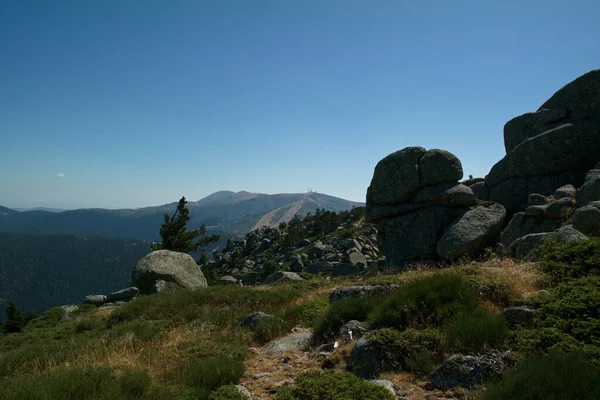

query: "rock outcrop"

left=132, top=250, right=208, bottom=294
left=480, top=70, right=600, bottom=214
left=366, top=147, right=505, bottom=266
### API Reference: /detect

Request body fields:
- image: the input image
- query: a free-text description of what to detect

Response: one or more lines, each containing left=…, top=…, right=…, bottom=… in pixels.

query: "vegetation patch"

left=185, top=356, right=245, bottom=399
left=368, top=274, right=479, bottom=329
left=540, top=237, right=600, bottom=282
left=446, top=310, right=508, bottom=353
left=275, top=370, right=394, bottom=400
left=0, top=366, right=175, bottom=400
left=478, top=351, right=600, bottom=400
left=313, top=296, right=382, bottom=341
left=511, top=276, right=600, bottom=365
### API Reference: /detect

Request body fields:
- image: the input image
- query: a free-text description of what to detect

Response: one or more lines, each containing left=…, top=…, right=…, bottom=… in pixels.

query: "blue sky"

left=1, top=0, right=599, bottom=209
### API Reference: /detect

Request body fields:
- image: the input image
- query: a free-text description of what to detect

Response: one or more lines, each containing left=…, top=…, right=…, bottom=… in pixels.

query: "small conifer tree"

left=152, top=196, right=220, bottom=253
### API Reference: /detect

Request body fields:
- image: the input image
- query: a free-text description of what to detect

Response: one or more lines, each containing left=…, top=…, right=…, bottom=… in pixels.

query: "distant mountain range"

left=0, top=191, right=363, bottom=317
left=12, top=207, right=70, bottom=213
left=0, top=191, right=364, bottom=241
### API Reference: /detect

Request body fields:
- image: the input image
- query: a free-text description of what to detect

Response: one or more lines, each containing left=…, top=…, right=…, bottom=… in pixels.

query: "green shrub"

left=118, top=369, right=152, bottom=397
left=185, top=357, right=245, bottom=393
left=313, top=296, right=382, bottom=341
left=511, top=276, right=600, bottom=365
left=368, top=274, right=478, bottom=329
left=540, top=237, right=600, bottom=282
left=479, top=352, right=600, bottom=400
left=253, top=316, right=290, bottom=345
left=275, top=370, right=394, bottom=400
left=76, top=318, right=102, bottom=333
left=0, top=366, right=167, bottom=400
left=280, top=296, right=329, bottom=327
left=209, top=385, right=247, bottom=400
left=446, top=310, right=508, bottom=353
left=108, top=320, right=163, bottom=342
left=350, top=328, right=445, bottom=377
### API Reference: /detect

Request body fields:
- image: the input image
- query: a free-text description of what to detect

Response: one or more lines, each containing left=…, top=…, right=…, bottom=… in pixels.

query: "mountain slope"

left=0, top=233, right=151, bottom=317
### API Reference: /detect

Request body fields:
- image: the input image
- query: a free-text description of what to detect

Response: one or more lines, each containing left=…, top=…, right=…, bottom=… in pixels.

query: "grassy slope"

left=0, top=256, right=546, bottom=399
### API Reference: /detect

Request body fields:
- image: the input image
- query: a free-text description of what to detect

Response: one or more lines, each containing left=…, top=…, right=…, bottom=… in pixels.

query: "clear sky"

left=1, top=0, right=599, bottom=209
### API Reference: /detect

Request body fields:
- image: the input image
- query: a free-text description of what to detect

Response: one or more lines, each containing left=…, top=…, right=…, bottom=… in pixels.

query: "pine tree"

left=151, top=196, right=220, bottom=253
left=4, top=301, right=24, bottom=333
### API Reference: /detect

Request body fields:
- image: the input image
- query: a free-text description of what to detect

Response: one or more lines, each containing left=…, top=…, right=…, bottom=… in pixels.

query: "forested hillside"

left=0, top=233, right=151, bottom=318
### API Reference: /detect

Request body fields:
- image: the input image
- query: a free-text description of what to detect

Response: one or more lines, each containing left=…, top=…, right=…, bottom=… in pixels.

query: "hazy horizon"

left=2, top=1, right=599, bottom=210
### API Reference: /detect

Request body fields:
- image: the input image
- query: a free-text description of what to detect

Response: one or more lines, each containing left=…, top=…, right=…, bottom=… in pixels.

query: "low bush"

left=185, top=357, right=245, bottom=395
left=446, top=310, right=508, bottom=353
left=275, top=370, right=394, bottom=400
left=209, top=385, right=247, bottom=400
left=0, top=366, right=168, bottom=400
left=350, top=328, right=445, bottom=377
left=511, top=276, right=600, bottom=365
left=253, top=316, right=291, bottom=345
left=540, top=237, right=600, bottom=282
left=118, top=369, right=152, bottom=397
left=479, top=351, right=600, bottom=400
left=313, top=296, right=382, bottom=341
left=368, top=274, right=478, bottom=329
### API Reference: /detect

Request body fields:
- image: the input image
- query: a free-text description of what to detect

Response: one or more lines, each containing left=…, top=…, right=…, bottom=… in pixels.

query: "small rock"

left=235, top=385, right=252, bottom=398
left=339, top=320, right=370, bottom=342
left=107, top=287, right=139, bottom=302
left=150, top=279, right=167, bottom=294
left=262, top=332, right=313, bottom=355
left=528, top=193, right=551, bottom=206
left=83, top=295, right=107, bottom=306
left=263, top=271, right=304, bottom=284
left=429, top=351, right=513, bottom=389
left=369, top=380, right=395, bottom=397
left=553, top=184, right=577, bottom=199
left=524, top=205, right=546, bottom=217
left=241, top=312, right=275, bottom=331
left=219, top=276, right=238, bottom=285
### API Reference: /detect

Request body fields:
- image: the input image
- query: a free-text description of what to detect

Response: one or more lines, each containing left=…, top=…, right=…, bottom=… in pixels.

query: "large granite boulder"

left=436, top=204, right=506, bottom=260
left=367, top=147, right=497, bottom=267
left=132, top=250, right=207, bottom=294
left=484, top=70, right=600, bottom=214
left=507, top=225, right=588, bottom=261
left=369, top=146, right=426, bottom=205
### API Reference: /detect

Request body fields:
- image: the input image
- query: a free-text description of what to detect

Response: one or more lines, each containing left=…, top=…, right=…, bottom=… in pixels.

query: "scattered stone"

left=219, top=276, right=238, bottom=285
left=106, top=287, right=139, bottom=302
left=235, top=385, right=252, bottom=398
left=339, top=320, right=370, bottom=342
left=241, top=312, right=275, bottom=331
left=524, top=205, right=546, bottom=217
left=289, top=255, right=304, bottom=272
left=150, top=279, right=167, bottom=294
left=429, top=351, right=513, bottom=389
left=60, top=305, right=79, bottom=321
left=262, top=332, right=313, bottom=355
left=306, top=261, right=333, bottom=275
left=132, top=250, right=207, bottom=294
left=528, top=193, right=551, bottom=205
left=553, top=184, right=576, bottom=199
left=263, top=271, right=304, bottom=284
left=369, top=380, right=395, bottom=397
left=543, top=197, right=576, bottom=220
left=83, top=295, right=106, bottom=306
left=345, top=250, right=367, bottom=267
left=100, top=302, right=115, bottom=307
